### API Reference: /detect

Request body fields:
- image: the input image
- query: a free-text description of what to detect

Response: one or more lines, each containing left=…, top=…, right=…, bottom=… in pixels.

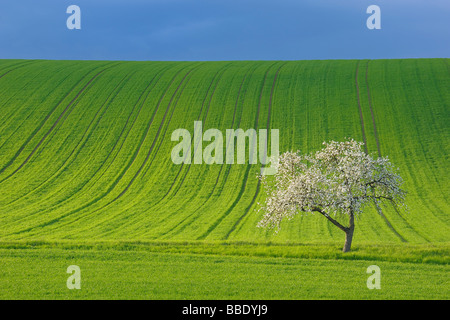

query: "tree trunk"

left=342, top=212, right=355, bottom=253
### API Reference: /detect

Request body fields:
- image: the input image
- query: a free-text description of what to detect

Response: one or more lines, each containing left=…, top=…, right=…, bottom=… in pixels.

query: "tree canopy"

left=257, top=139, right=406, bottom=252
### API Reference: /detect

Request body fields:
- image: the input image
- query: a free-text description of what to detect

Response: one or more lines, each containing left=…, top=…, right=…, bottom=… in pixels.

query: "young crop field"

left=0, top=242, right=448, bottom=300
left=0, top=59, right=448, bottom=299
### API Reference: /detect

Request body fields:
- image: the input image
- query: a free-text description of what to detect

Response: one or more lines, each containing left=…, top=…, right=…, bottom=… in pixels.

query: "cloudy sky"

left=0, top=0, right=449, bottom=60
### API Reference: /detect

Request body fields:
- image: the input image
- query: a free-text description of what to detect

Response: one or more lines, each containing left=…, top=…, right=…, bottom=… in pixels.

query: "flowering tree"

left=257, top=139, right=406, bottom=252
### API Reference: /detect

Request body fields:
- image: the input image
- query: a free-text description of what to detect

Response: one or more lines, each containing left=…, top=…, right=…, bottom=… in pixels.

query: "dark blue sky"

left=0, top=0, right=449, bottom=61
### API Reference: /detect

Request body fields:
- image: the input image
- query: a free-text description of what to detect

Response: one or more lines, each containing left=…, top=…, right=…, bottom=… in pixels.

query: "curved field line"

left=363, top=61, right=409, bottom=242
left=54, top=64, right=204, bottom=235
left=0, top=59, right=38, bottom=72
left=365, top=61, right=381, bottom=157
left=223, top=63, right=285, bottom=240
left=0, top=60, right=42, bottom=98
left=0, top=62, right=118, bottom=182
left=390, top=201, right=431, bottom=242
left=0, top=61, right=109, bottom=128
left=0, top=67, right=19, bottom=79
left=372, top=190, right=407, bottom=242
left=0, top=60, right=40, bottom=79
left=2, top=63, right=178, bottom=229
left=2, top=71, right=135, bottom=207
left=147, top=64, right=232, bottom=210
left=390, top=61, right=449, bottom=228
left=0, top=61, right=25, bottom=76
left=159, top=67, right=228, bottom=195
left=12, top=65, right=201, bottom=236
left=191, top=64, right=275, bottom=240
left=409, top=60, right=448, bottom=200
left=444, top=59, right=450, bottom=74
left=0, top=61, right=97, bottom=151
left=120, top=65, right=259, bottom=240
left=108, top=65, right=202, bottom=204
left=180, top=62, right=277, bottom=240
left=69, top=64, right=207, bottom=236
left=152, top=63, right=273, bottom=239
left=355, top=61, right=369, bottom=154
left=4, top=64, right=193, bottom=235
left=0, top=66, right=113, bottom=183
left=192, top=66, right=262, bottom=240
left=52, top=64, right=181, bottom=205
left=52, top=63, right=178, bottom=196
left=0, top=64, right=81, bottom=145
left=119, top=66, right=240, bottom=237
left=203, top=67, right=259, bottom=197
left=0, top=62, right=106, bottom=159
left=136, top=63, right=220, bottom=185
left=0, top=70, right=13, bottom=80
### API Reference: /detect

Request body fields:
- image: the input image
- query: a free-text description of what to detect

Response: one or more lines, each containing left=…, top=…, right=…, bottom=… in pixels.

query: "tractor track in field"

left=161, top=68, right=227, bottom=196
left=109, top=64, right=203, bottom=203
left=98, top=65, right=234, bottom=238
left=393, top=62, right=449, bottom=227
left=54, top=64, right=202, bottom=233
left=365, top=61, right=381, bottom=157
left=223, top=62, right=285, bottom=239
left=2, top=71, right=135, bottom=208
left=135, top=68, right=209, bottom=185
left=0, top=61, right=47, bottom=129
left=150, top=64, right=232, bottom=211
left=0, top=63, right=86, bottom=147
left=359, top=60, right=407, bottom=243
left=4, top=64, right=177, bottom=228
left=0, top=62, right=110, bottom=175
left=0, top=60, right=40, bottom=80
left=0, top=61, right=119, bottom=183
left=0, top=66, right=113, bottom=182
left=142, top=64, right=251, bottom=238
left=101, top=62, right=277, bottom=239
left=200, top=67, right=259, bottom=201
left=201, top=64, right=276, bottom=240
left=6, top=63, right=195, bottom=236
left=372, top=190, right=407, bottom=242
left=165, top=66, right=259, bottom=240
left=69, top=64, right=205, bottom=235
left=49, top=64, right=180, bottom=210
left=444, top=59, right=450, bottom=74
left=193, top=65, right=265, bottom=240
left=163, top=62, right=280, bottom=240
left=3, top=59, right=446, bottom=242
left=355, top=61, right=369, bottom=154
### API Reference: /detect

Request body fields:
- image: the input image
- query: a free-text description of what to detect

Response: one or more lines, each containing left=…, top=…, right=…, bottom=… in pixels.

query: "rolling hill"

left=0, top=59, right=448, bottom=243
left=0, top=59, right=448, bottom=299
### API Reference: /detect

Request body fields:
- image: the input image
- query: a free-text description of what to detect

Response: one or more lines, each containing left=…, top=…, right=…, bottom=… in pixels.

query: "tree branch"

left=371, top=195, right=393, bottom=201
left=354, top=194, right=393, bottom=201
left=311, top=207, right=349, bottom=233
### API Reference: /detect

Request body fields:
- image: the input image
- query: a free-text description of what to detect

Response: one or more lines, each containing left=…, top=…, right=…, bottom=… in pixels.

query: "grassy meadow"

left=0, top=59, right=448, bottom=299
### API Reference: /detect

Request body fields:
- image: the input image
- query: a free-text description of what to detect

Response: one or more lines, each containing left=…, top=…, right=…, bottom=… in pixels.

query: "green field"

left=0, top=242, right=448, bottom=300
left=0, top=59, right=448, bottom=299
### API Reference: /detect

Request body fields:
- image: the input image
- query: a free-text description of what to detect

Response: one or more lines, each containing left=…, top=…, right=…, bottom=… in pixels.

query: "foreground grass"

left=0, top=240, right=449, bottom=264
left=0, top=241, right=448, bottom=299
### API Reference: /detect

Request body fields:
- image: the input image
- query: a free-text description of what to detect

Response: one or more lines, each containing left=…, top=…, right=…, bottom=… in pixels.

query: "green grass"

left=1, top=240, right=448, bottom=264
left=0, top=243, right=448, bottom=299
left=0, top=59, right=448, bottom=299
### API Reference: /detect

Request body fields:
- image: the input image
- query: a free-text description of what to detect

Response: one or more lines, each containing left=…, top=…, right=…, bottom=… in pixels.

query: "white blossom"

left=257, top=139, right=406, bottom=252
